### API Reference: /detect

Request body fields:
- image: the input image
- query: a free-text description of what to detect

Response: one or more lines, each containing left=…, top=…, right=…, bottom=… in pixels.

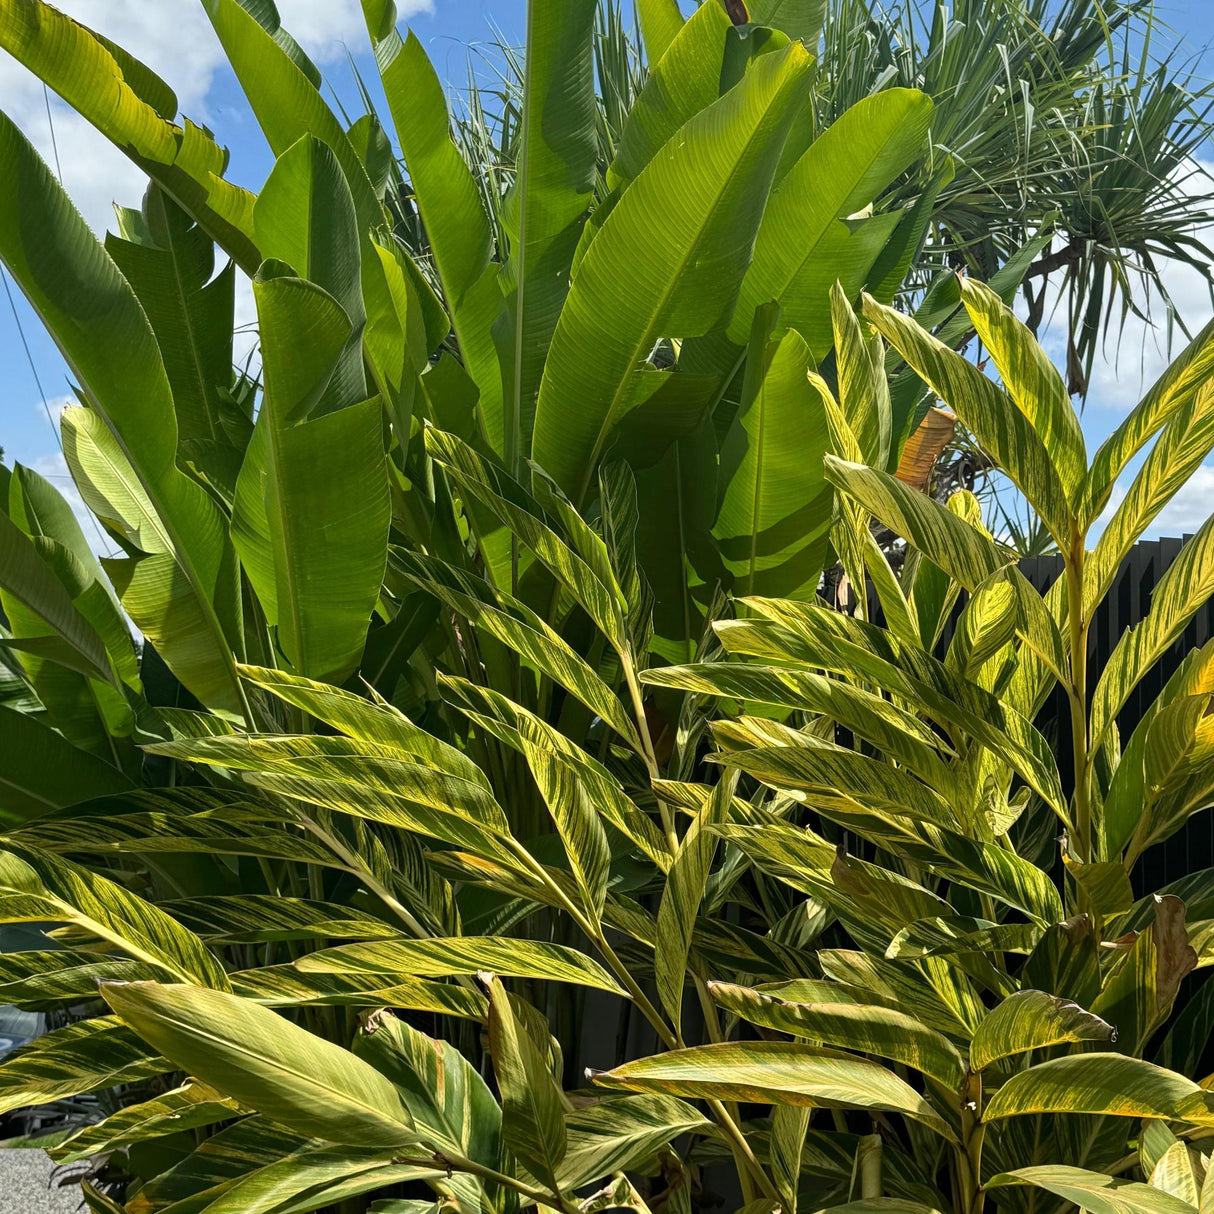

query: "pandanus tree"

left=2, top=1, right=1214, bottom=1213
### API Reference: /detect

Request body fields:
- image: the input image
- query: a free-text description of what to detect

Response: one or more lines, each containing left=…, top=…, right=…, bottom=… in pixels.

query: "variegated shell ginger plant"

left=5, top=279, right=1214, bottom=1214
left=1, top=2, right=1214, bottom=1214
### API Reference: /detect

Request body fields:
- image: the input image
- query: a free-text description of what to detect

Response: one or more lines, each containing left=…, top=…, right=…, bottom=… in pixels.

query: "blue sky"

left=1, top=0, right=1213, bottom=545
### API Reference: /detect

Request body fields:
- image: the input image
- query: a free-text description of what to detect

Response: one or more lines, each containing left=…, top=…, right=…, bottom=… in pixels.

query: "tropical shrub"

left=2, top=1, right=1214, bottom=1213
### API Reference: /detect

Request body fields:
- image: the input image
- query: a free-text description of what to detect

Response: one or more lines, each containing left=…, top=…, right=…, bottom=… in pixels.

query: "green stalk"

left=958, top=1072, right=985, bottom=1214
left=505, top=838, right=779, bottom=1202
left=858, top=1132, right=883, bottom=1199
left=1064, top=525, right=1092, bottom=864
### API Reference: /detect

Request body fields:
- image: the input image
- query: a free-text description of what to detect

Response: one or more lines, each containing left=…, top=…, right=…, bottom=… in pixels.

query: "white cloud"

left=0, top=0, right=431, bottom=233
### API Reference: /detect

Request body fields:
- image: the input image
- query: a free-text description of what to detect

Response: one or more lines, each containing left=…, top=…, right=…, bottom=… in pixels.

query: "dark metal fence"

left=1020, top=538, right=1214, bottom=892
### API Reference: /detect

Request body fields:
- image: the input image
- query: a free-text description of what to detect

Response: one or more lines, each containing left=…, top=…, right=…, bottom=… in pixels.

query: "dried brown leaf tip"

left=723, top=0, right=750, bottom=25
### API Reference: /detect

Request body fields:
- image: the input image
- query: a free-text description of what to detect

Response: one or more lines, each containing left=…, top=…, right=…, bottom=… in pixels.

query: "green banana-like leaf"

left=296, top=936, right=625, bottom=994
left=0, top=112, right=248, bottom=715
left=102, top=981, right=416, bottom=1148
left=0, top=0, right=259, bottom=268
left=253, top=134, right=368, bottom=410
left=50, top=1081, right=241, bottom=1164
left=533, top=40, right=814, bottom=500
left=636, top=0, right=685, bottom=63
left=108, top=188, right=239, bottom=479
left=709, top=981, right=966, bottom=1088
left=633, top=421, right=719, bottom=663
left=593, top=1041, right=955, bottom=1139
left=0, top=848, right=230, bottom=989
left=714, top=325, right=833, bottom=598
left=0, top=1016, right=164, bottom=1116
left=232, top=269, right=389, bottom=682
left=1090, top=515, right=1214, bottom=749
left=861, top=292, right=1071, bottom=547
left=201, top=0, right=382, bottom=234
left=958, top=277, right=1086, bottom=497
left=751, top=0, right=828, bottom=40
left=501, top=0, right=597, bottom=468
left=0, top=491, right=116, bottom=686
left=982, top=1054, right=1201, bottom=1121
left=987, top=1167, right=1199, bottom=1214
left=727, top=90, right=933, bottom=358
left=608, top=2, right=738, bottom=192
left=655, top=772, right=734, bottom=1028
left=0, top=705, right=132, bottom=821
left=369, top=27, right=502, bottom=450
left=968, top=990, right=1115, bottom=1071
left=485, top=973, right=568, bottom=1194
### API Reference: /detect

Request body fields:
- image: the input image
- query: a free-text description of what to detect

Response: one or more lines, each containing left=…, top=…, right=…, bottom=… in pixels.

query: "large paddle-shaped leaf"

left=636, top=0, right=685, bottom=63
left=727, top=89, right=934, bottom=357
left=254, top=135, right=368, bottom=412
left=365, top=22, right=503, bottom=451
left=532, top=40, right=815, bottom=500
left=0, top=707, right=132, bottom=822
left=201, top=0, right=382, bottom=236
left=501, top=0, right=597, bottom=471
left=232, top=269, right=389, bottom=682
left=713, top=324, right=833, bottom=598
left=0, top=110, right=248, bottom=717
left=0, top=0, right=259, bottom=269
left=107, top=188, right=239, bottom=482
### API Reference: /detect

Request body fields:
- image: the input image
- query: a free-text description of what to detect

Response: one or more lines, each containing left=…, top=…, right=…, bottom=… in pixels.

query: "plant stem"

left=618, top=647, right=680, bottom=852
left=397, top=1149, right=578, bottom=1213
left=858, top=1132, right=883, bottom=1198
left=506, top=840, right=779, bottom=1201
left=958, top=1072, right=985, bottom=1214
left=1065, top=526, right=1092, bottom=863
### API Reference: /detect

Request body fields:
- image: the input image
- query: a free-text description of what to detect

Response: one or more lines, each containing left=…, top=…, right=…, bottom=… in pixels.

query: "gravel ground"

left=0, top=1151, right=81, bottom=1212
